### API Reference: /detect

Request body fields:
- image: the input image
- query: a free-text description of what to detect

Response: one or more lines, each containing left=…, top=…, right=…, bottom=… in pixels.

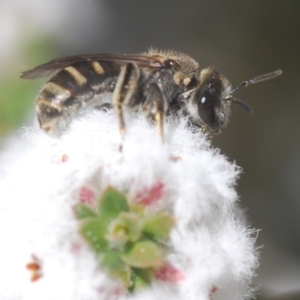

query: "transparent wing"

left=21, top=53, right=165, bottom=79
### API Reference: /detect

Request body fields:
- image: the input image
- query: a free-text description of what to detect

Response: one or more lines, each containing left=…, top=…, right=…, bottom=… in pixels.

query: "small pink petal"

left=70, top=242, right=82, bottom=257
left=154, top=263, right=185, bottom=283
left=79, top=186, right=95, bottom=205
left=96, top=285, right=125, bottom=299
left=136, top=181, right=165, bottom=206
left=113, top=286, right=125, bottom=299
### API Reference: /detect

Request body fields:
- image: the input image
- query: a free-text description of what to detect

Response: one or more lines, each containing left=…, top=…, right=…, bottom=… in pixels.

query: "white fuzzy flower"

left=0, top=108, right=258, bottom=300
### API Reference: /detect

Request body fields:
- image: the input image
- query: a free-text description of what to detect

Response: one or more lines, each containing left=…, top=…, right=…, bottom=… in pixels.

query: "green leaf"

left=102, top=251, right=124, bottom=271
left=142, top=213, right=174, bottom=240
left=102, top=252, right=131, bottom=288
left=120, top=240, right=164, bottom=268
left=98, top=187, right=129, bottom=223
left=130, top=268, right=153, bottom=292
left=114, top=263, right=132, bottom=289
left=74, top=203, right=97, bottom=219
left=80, top=218, right=108, bottom=252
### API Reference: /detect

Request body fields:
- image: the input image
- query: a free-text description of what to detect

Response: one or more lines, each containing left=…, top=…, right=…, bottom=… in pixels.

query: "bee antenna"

left=226, top=69, right=282, bottom=96
left=224, top=96, right=253, bottom=114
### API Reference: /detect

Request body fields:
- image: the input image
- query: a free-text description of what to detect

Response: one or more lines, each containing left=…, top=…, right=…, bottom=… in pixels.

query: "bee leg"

left=112, top=63, right=139, bottom=136
left=143, top=83, right=168, bottom=140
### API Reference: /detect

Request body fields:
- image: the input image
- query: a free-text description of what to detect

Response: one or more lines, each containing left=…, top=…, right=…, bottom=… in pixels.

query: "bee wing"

left=20, top=53, right=165, bottom=79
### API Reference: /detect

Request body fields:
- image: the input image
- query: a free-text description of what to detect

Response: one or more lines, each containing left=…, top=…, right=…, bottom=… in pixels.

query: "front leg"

left=112, top=63, right=140, bottom=136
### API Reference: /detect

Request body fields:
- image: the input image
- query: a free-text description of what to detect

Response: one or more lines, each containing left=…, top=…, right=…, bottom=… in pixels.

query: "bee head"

left=183, top=68, right=232, bottom=136
left=183, top=68, right=281, bottom=137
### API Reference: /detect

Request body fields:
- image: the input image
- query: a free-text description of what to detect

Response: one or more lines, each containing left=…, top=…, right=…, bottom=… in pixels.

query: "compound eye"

left=198, top=93, right=217, bottom=127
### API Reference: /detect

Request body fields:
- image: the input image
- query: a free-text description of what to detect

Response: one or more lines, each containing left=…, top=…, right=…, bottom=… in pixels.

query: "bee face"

left=183, top=68, right=232, bottom=136
left=21, top=50, right=282, bottom=138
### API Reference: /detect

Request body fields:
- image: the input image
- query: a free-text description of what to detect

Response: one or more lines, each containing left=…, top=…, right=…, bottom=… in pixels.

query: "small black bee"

left=21, top=49, right=281, bottom=137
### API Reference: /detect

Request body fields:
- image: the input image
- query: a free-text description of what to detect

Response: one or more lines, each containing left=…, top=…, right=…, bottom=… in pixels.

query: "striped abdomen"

left=36, top=61, right=120, bottom=133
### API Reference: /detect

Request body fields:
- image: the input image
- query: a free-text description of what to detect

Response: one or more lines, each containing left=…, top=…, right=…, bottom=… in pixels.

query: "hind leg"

left=112, top=63, right=139, bottom=136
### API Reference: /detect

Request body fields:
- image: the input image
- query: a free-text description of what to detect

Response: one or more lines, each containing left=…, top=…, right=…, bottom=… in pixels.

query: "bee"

left=21, top=49, right=282, bottom=138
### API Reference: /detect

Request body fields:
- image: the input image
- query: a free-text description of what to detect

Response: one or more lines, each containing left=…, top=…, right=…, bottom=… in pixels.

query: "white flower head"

left=0, top=108, right=258, bottom=300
